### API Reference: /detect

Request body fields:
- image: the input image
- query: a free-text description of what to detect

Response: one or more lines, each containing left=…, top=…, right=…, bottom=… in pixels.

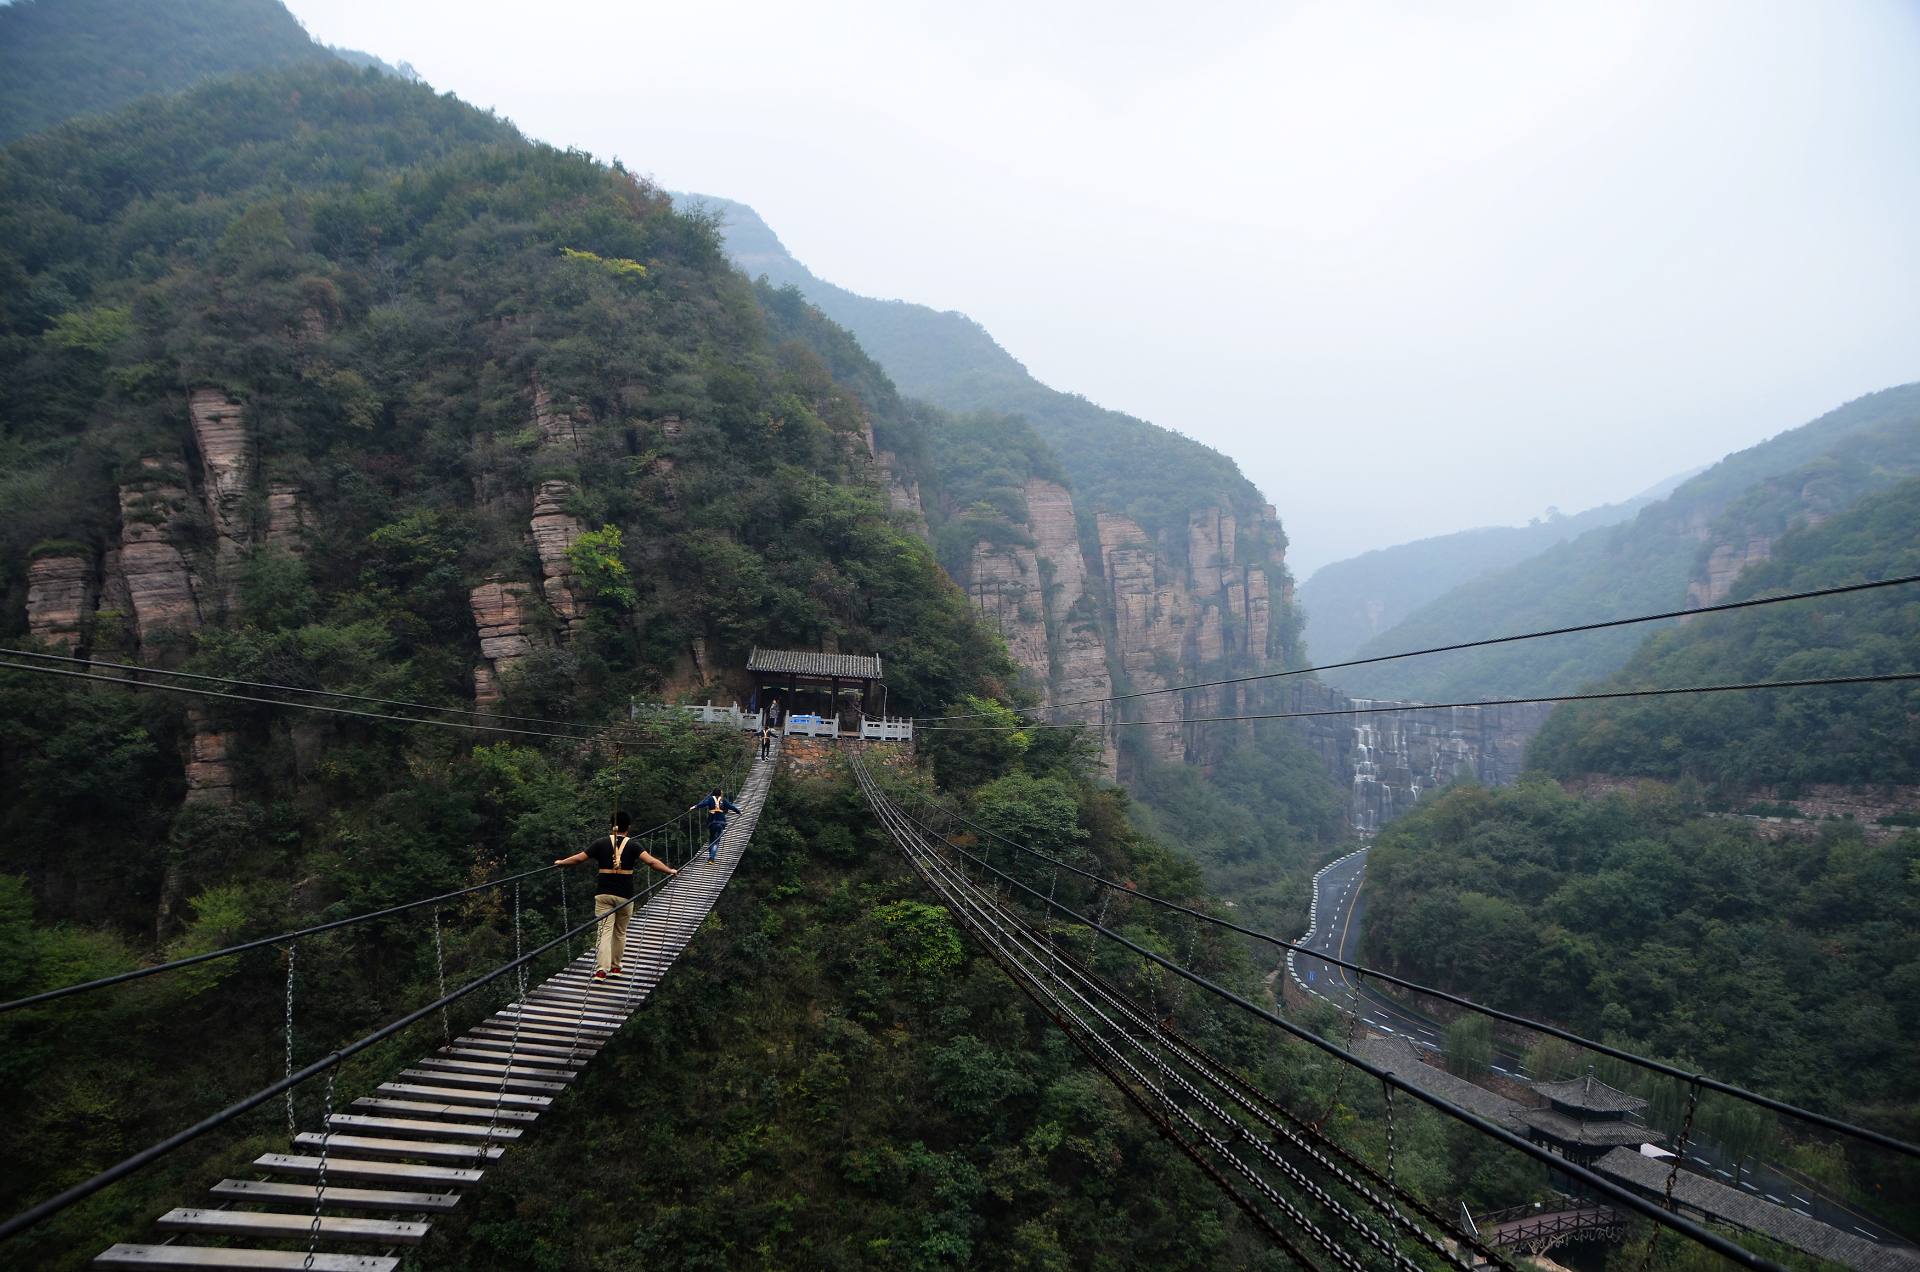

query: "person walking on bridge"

left=554, top=811, right=677, bottom=979
left=692, top=787, right=742, bottom=862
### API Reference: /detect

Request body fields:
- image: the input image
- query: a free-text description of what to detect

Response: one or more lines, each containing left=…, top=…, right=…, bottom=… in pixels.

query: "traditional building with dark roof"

left=747, top=647, right=886, bottom=732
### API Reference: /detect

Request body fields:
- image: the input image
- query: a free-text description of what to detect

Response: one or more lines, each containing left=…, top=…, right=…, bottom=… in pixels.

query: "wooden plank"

left=411, top=1056, right=576, bottom=1082
left=352, top=1097, right=537, bottom=1124
left=396, top=1068, right=564, bottom=1094
left=438, top=1044, right=588, bottom=1067
left=96, top=1246, right=398, bottom=1271
left=254, top=1153, right=482, bottom=1187
left=157, top=1208, right=429, bottom=1245
left=377, top=1081, right=550, bottom=1108
left=208, top=1179, right=460, bottom=1212
left=466, top=1023, right=605, bottom=1045
left=328, top=1114, right=522, bottom=1141
left=293, top=1133, right=502, bottom=1164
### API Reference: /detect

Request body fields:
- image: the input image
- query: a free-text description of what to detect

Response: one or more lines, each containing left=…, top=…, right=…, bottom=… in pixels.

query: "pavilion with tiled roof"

left=747, top=648, right=885, bottom=731
left=1522, top=1071, right=1658, bottom=1166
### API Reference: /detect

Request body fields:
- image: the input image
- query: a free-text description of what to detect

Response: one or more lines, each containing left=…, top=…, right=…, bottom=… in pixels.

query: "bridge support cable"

left=859, top=761, right=1353, bottom=1270
left=852, top=749, right=1486, bottom=1272
left=4, top=745, right=763, bottom=1260
left=851, top=758, right=1792, bottom=1272
left=913, top=571, right=1920, bottom=724
left=903, top=792, right=1920, bottom=1163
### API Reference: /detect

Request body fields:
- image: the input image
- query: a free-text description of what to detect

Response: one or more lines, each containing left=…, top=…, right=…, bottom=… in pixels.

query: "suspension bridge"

left=5, top=575, right=1920, bottom=1269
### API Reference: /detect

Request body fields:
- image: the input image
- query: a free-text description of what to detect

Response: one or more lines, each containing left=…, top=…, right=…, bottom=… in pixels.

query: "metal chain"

left=559, top=868, right=573, bottom=959
left=1044, top=865, right=1060, bottom=976
left=1639, top=1080, right=1703, bottom=1272
left=282, top=944, right=297, bottom=1144
left=1315, top=999, right=1363, bottom=1130
left=431, top=908, right=450, bottom=1046
left=304, top=1063, right=337, bottom=1269
left=1382, top=1078, right=1397, bottom=1186
left=1088, top=889, right=1111, bottom=964
left=512, top=880, right=526, bottom=1000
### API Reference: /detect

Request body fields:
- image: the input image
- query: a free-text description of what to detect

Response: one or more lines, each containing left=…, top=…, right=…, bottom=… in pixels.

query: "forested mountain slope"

left=1331, top=383, right=1920, bottom=702
left=682, top=193, right=1275, bottom=546
left=0, top=0, right=401, bottom=144
left=1298, top=470, right=1692, bottom=667
left=1531, top=477, right=1920, bottom=786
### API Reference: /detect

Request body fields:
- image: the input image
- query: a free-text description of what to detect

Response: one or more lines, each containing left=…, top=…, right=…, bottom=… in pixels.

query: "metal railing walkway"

left=92, top=742, right=782, bottom=1272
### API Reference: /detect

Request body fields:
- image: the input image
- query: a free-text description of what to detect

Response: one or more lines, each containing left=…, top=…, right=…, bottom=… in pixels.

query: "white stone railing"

left=629, top=700, right=764, bottom=733
left=859, top=716, right=914, bottom=742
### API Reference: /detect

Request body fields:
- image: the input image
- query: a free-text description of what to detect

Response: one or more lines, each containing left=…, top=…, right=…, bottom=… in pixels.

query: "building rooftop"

left=747, top=648, right=883, bottom=680
left=1358, top=1036, right=1527, bottom=1133
left=1521, top=1107, right=1655, bottom=1147
left=1532, top=1072, right=1648, bottom=1115
left=1596, top=1148, right=1920, bottom=1272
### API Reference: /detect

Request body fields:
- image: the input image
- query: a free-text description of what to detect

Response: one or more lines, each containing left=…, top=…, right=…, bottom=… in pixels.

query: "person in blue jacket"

left=692, top=787, right=742, bottom=861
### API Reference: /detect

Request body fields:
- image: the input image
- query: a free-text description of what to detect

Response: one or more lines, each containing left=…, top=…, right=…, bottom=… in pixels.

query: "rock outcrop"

left=188, top=388, right=254, bottom=596
left=25, top=552, right=95, bottom=652
left=966, top=538, right=1050, bottom=690
left=530, top=480, right=588, bottom=636
left=1685, top=535, right=1773, bottom=610
left=115, top=458, right=202, bottom=656
left=531, top=376, right=588, bottom=453
left=1280, top=681, right=1551, bottom=834
left=1096, top=513, right=1187, bottom=764
left=264, top=482, right=309, bottom=553
left=1023, top=480, right=1115, bottom=769
left=183, top=707, right=235, bottom=804
left=469, top=576, right=542, bottom=709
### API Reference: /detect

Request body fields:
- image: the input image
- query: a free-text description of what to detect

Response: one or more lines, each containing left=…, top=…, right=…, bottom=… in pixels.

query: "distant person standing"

left=691, top=788, right=742, bottom=862
left=759, top=719, right=773, bottom=759
left=553, top=811, right=677, bottom=979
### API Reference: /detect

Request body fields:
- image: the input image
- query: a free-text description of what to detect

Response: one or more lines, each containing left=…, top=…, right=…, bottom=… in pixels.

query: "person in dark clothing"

left=691, top=787, right=742, bottom=861
left=759, top=721, right=772, bottom=759
left=553, top=811, right=676, bottom=978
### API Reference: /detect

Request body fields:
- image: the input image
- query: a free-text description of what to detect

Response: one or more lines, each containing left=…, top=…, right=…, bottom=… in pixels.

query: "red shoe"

left=609, top=966, right=623, bottom=975
left=593, top=970, right=608, bottom=980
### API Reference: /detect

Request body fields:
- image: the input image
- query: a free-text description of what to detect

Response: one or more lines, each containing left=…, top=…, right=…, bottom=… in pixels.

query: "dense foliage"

left=1362, top=778, right=1920, bottom=1118
left=0, top=0, right=377, bottom=144
left=1332, top=383, right=1920, bottom=701
left=1531, top=478, right=1920, bottom=785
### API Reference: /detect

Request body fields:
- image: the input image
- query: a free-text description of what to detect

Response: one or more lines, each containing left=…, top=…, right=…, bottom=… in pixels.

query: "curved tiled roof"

left=1532, top=1073, right=1648, bottom=1114
left=747, top=648, right=883, bottom=679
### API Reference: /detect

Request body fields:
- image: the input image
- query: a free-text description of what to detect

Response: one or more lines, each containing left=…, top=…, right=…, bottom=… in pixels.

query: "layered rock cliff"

left=25, top=552, right=94, bottom=652
left=1279, top=681, right=1551, bottom=834
left=187, top=387, right=254, bottom=601
left=114, top=457, right=203, bottom=655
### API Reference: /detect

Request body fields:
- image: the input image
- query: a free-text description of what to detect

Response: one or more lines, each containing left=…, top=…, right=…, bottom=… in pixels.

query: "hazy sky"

left=288, top=0, right=1920, bottom=576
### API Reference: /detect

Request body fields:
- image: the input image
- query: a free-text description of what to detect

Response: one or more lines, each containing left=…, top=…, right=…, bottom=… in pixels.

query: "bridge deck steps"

left=92, top=740, right=782, bottom=1271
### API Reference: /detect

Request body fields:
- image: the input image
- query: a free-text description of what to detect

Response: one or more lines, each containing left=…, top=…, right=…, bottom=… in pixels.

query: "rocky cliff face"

left=1684, top=535, right=1773, bottom=609
left=264, top=482, right=309, bottom=553
left=966, top=538, right=1050, bottom=690
left=1280, top=681, right=1551, bottom=834
left=188, top=387, right=254, bottom=602
left=25, top=553, right=95, bottom=652
left=1024, top=480, right=1115, bottom=770
left=114, top=457, right=203, bottom=655
left=469, top=576, right=543, bottom=710
left=530, top=479, right=588, bottom=636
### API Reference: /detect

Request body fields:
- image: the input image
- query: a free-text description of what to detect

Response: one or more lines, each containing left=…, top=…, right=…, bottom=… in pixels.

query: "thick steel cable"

left=0, top=657, right=638, bottom=743
left=916, top=670, right=1920, bottom=731
left=938, top=838, right=1490, bottom=1272
left=915, top=572, right=1920, bottom=721
left=2, top=772, right=727, bottom=1015
left=0, top=872, right=659, bottom=1244
left=902, top=792, right=1920, bottom=1160
left=874, top=770, right=1351, bottom=1268
left=0, top=863, right=559, bottom=1014
left=851, top=763, right=1790, bottom=1272
left=866, top=751, right=1443, bottom=1268
left=0, top=645, right=611, bottom=735
left=898, top=803, right=1433, bottom=1272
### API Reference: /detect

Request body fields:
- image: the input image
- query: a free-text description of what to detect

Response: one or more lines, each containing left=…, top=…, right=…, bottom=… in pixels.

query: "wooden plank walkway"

left=94, top=741, right=782, bottom=1271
